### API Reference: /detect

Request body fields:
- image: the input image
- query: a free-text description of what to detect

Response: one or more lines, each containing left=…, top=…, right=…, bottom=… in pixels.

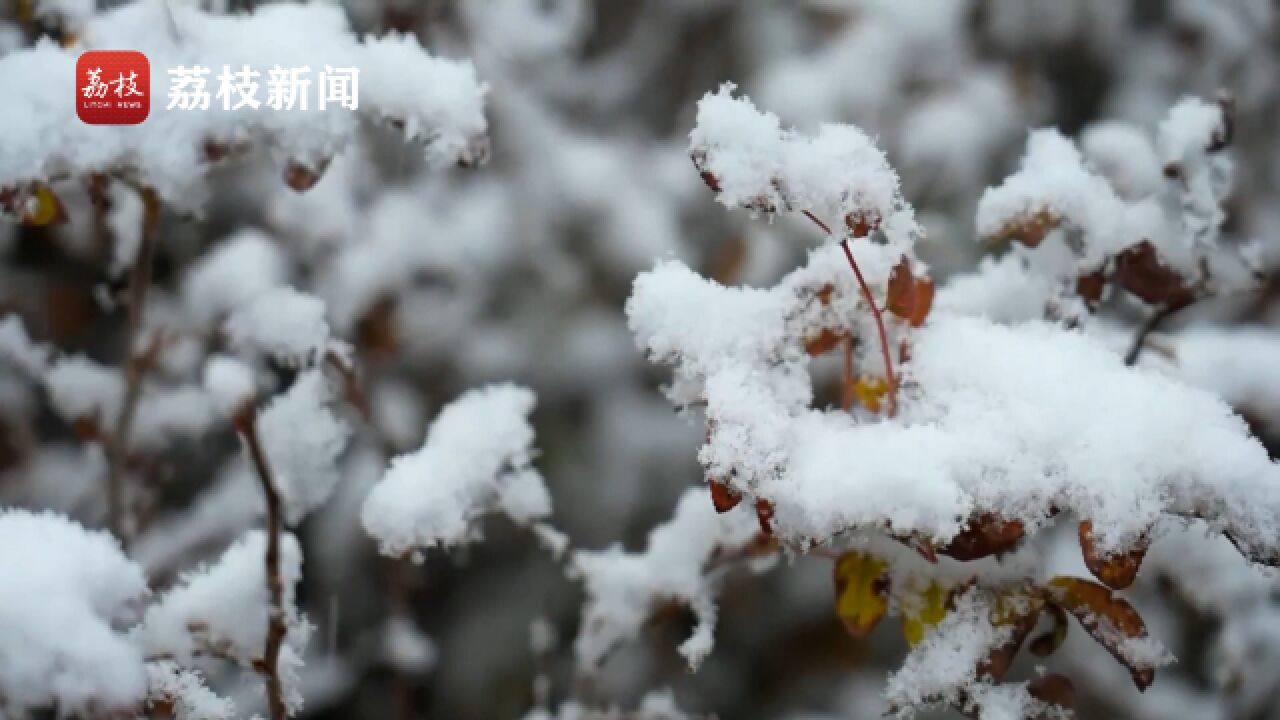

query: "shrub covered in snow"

left=4, top=2, right=1280, bottom=720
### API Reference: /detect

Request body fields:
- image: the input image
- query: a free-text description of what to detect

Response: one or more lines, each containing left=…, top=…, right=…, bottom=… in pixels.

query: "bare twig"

left=801, top=210, right=898, bottom=416
left=388, top=558, right=413, bottom=720
left=238, top=409, right=289, bottom=720
left=1124, top=304, right=1183, bottom=366
left=103, top=186, right=161, bottom=542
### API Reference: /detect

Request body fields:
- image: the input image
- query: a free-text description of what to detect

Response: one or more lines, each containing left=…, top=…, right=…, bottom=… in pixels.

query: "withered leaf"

left=708, top=480, right=742, bottom=513
left=355, top=296, right=398, bottom=357
left=1079, top=520, right=1148, bottom=590
left=1076, top=270, right=1106, bottom=309
left=845, top=212, right=880, bottom=238
left=804, top=328, right=844, bottom=357
left=886, top=255, right=935, bottom=328
left=985, top=209, right=1059, bottom=248
left=1047, top=576, right=1157, bottom=690
left=691, top=152, right=720, bottom=193
left=981, top=587, right=1045, bottom=681
left=1114, top=241, right=1196, bottom=310
left=284, top=156, right=332, bottom=192
left=901, top=582, right=948, bottom=647
left=891, top=532, right=938, bottom=564
left=939, top=513, right=1026, bottom=561
left=1027, top=674, right=1076, bottom=715
left=754, top=498, right=775, bottom=535
left=833, top=551, right=890, bottom=638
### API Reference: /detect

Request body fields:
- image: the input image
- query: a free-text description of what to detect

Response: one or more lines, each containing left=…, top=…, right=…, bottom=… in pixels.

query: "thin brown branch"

left=800, top=210, right=898, bottom=416
left=103, top=186, right=161, bottom=542
left=1124, top=303, right=1183, bottom=366
left=239, top=410, right=289, bottom=720
left=388, top=558, right=413, bottom=720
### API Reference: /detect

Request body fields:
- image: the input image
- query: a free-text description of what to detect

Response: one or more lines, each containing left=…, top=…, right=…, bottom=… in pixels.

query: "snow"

left=107, top=181, right=146, bottom=278
left=256, top=369, right=351, bottom=524
left=359, top=33, right=489, bottom=167
left=132, top=385, right=217, bottom=451
left=690, top=84, right=920, bottom=245
left=627, top=247, right=1280, bottom=558
left=0, top=509, right=149, bottom=715
left=203, top=354, right=257, bottom=419
left=361, top=384, right=550, bottom=555
left=146, top=661, right=235, bottom=720
left=934, top=254, right=1058, bottom=324
left=224, top=286, right=331, bottom=366
left=184, top=229, right=288, bottom=332
left=0, top=2, right=483, bottom=208
left=0, top=314, right=51, bottom=377
left=1080, top=121, right=1164, bottom=200
left=976, top=96, right=1248, bottom=302
left=885, top=589, right=1008, bottom=713
left=572, top=488, right=760, bottom=671
left=138, top=530, right=309, bottom=711
left=0, top=3, right=488, bottom=209
left=1157, top=96, right=1233, bottom=248
left=1157, top=96, right=1227, bottom=168
left=34, top=0, right=93, bottom=28
left=976, top=128, right=1126, bottom=265
left=43, top=355, right=123, bottom=428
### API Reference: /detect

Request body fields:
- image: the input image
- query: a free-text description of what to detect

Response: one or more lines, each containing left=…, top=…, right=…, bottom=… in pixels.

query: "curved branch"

left=801, top=210, right=898, bottom=416
left=238, top=411, right=289, bottom=720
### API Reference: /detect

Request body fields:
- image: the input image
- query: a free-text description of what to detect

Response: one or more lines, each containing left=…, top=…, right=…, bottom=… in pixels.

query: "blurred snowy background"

left=3, top=1, right=1280, bottom=719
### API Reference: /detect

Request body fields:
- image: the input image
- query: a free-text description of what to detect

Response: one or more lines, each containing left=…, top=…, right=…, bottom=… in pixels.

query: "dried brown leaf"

left=1079, top=520, right=1148, bottom=590
left=939, top=513, right=1026, bottom=561
left=985, top=209, right=1059, bottom=248
left=709, top=480, right=742, bottom=513
left=1048, top=576, right=1157, bottom=690
left=1114, top=241, right=1196, bottom=309
left=1027, top=673, right=1076, bottom=715
left=886, top=255, right=935, bottom=328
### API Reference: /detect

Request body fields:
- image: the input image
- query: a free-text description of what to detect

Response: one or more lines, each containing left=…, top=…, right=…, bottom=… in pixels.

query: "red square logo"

left=76, top=51, right=150, bottom=125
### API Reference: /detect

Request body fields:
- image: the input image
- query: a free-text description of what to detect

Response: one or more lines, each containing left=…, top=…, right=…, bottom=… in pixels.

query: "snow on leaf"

left=137, top=531, right=309, bottom=679
left=360, top=384, right=549, bottom=555
left=690, top=83, right=921, bottom=246
left=1046, top=576, right=1170, bottom=690
left=224, top=286, right=331, bottom=366
left=885, top=588, right=1011, bottom=715
left=0, top=3, right=489, bottom=209
left=146, top=661, right=235, bottom=720
left=257, top=368, right=351, bottom=525
left=1078, top=519, right=1148, bottom=591
left=572, top=488, right=760, bottom=672
left=0, top=509, right=149, bottom=716
left=901, top=581, right=949, bottom=648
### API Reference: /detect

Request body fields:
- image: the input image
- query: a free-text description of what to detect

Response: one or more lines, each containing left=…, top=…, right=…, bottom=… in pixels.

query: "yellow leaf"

left=901, top=582, right=948, bottom=647
left=852, top=375, right=888, bottom=413
left=22, top=185, right=64, bottom=227
left=833, top=551, right=889, bottom=637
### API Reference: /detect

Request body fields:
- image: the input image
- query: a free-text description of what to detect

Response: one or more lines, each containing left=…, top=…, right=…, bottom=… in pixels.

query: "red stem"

left=801, top=210, right=897, bottom=417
